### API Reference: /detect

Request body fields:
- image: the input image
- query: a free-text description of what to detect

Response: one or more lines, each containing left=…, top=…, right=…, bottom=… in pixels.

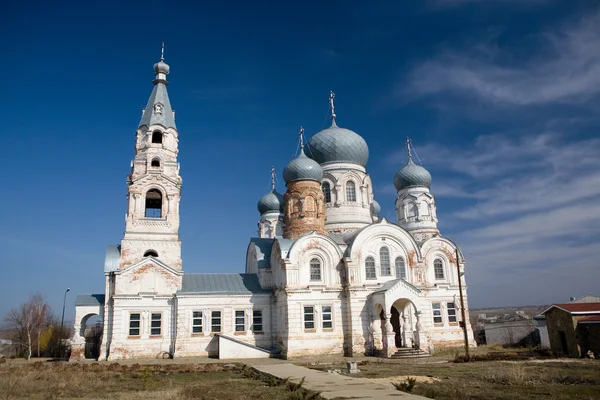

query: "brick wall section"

left=283, top=180, right=327, bottom=239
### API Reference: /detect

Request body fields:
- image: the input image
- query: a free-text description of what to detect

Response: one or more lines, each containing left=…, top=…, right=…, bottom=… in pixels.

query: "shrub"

left=392, top=377, right=417, bottom=392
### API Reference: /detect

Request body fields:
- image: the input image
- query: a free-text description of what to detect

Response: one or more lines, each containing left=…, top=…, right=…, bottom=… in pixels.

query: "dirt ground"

left=0, top=362, right=319, bottom=400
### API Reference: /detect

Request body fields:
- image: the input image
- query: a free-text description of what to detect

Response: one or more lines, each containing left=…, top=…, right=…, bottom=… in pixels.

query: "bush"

left=392, top=377, right=417, bottom=392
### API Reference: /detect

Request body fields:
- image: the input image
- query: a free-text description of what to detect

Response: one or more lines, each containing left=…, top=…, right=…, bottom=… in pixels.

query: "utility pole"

left=456, top=248, right=470, bottom=360
left=60, top=288, right=70, bottom=359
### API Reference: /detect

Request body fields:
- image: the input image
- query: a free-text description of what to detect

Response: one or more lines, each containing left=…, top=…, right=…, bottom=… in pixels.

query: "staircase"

left=390, top=347, right=431, bottom=359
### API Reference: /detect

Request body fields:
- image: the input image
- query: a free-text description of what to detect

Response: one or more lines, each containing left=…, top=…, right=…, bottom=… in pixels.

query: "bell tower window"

left=346, top=181, right=356, bottom=202
left=144, top=250, right=158, bottom=257
left=151, top=158, right=160, bottom=168
left=152, top=131, right=163, bottom=144
left=145, top=189, right=162, bottom=218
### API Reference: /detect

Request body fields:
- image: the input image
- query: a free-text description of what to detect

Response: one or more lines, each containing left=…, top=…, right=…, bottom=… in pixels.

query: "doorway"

left=559, top=331, right=568, bottom=355
left=391, top=306, right=402, bottom=347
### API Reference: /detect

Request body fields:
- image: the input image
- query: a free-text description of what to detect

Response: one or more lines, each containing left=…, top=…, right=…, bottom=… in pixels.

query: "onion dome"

left=394, top=158, right=432, bottom=191
left=154, top=60, right=170, bottom=75
left=257, top=189, right=284, bottom=214
left=283, top=148, right=323, bottom=184
left=370, top=200, right=381, bottom=216
left=307, top=119, right=369, bottom=166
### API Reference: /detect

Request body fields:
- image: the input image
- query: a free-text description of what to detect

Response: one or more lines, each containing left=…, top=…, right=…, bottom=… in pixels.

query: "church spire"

left=138, top=44, right=176, bottom=129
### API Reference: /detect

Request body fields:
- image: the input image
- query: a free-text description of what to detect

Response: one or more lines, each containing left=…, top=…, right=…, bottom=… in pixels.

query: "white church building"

left=72, top=52, right=475, bottom=360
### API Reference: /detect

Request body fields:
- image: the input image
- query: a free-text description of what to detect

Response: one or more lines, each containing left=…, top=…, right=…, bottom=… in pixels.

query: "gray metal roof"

left=283, top=149, right=323, bottom=184
left=257, top=190, right=284, bottom=215
left=104, top=244, right=120, bottom=273
left=275, top=236, right=295, bottom=258
left=394, top=157, right=431, bottom=191
left=373, top=279, right=421, bottom=294
left=178, top=273, right=270, bottom=295
left=138, top=81, right=176, bottom=129
left=74, top=294, right=105, bottom=307
left=307, top=119, right=369, bottom=167
left=250, top=238, right=274, bottom=269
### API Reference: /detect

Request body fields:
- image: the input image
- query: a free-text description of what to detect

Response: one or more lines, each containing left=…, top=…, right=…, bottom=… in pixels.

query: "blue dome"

left=394, top=158, right=432, bottom=191
left=257, top=189, right=284, bottom=214
left=283, top=149, right=323, bottom=184
left=370, top=200, right=381, bottom=216
left=307, top=120, right=369, bottom=166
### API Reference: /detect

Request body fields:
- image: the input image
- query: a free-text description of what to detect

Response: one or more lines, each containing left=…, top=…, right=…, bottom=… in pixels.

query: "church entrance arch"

left=390, top=298, right=419, bottom=349
left=79, top=314, right=103, bottom=359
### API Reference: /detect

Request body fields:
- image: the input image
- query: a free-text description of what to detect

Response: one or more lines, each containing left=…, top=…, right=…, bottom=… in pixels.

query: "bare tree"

left=3, top=294, right=51, bottom=359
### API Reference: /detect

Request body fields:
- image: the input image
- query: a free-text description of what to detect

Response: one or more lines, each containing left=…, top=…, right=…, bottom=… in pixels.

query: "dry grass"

left=0, top=362, right=321, bottom=400
left=305, top=358, right=600, bottom=400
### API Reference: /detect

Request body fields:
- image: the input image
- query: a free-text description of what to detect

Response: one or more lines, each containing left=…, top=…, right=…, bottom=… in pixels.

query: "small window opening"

left=434, top=259, right=445, bottom=280
left=151, top=158, right=160, bottom=167
left=322, top=182, right=332, bottom=203
left=152, top=131, right=163, bottom=144
left=144, top=250, right=158, bottom=257
left=346, top=181, right=356, bottom=202
left=145, top=189, right=162, bottom=218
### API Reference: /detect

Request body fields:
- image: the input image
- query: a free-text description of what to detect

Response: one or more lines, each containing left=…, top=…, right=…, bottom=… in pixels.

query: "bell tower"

left=120, top=46, right=183, bottom=269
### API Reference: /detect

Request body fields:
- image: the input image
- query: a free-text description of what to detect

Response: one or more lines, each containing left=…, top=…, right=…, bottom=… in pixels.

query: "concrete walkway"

left=253, top=363, right=428, bottom=399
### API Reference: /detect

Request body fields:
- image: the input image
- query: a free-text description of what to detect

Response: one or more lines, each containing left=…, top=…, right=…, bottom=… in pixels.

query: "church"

left=72, top=52, right=475, bottom=360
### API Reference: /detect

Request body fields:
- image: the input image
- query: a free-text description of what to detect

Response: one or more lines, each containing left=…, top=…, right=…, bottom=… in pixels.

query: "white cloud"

left=403, top=9, right=600, bottom=106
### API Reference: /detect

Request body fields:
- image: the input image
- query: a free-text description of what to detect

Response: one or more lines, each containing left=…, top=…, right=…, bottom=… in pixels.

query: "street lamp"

left=60, top=288, right=71, bottom=333
left=60, top=288, right=71, bottom=359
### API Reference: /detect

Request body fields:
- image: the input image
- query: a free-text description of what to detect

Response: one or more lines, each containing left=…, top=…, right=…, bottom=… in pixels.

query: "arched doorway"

left=390, top=298, right=419, bottom=349
left=80, top=314, right=103, bottom=359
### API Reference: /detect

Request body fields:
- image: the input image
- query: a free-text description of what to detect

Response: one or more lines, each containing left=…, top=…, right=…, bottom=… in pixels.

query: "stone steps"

left=390, top=347, right=431, bottom=359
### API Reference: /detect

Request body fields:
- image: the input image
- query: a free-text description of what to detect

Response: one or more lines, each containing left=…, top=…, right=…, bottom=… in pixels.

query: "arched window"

left=310, top=258, right=321, bottom=281
left=434, top=259, right=445, bottom=279
left=322, top=182, right=331, bottom=203
left=144, top=250, right=158, bottom=257
left=152, top=131, right=163, bottom=144
left=346, top=181, right=356, bottom=202
left=145, top=189, right=162, bottom=218
left=395, top=257, right=406, bottom=279
left=151, top=158, right=160, bottom=167
left=365, top=256, right=376, bottom=280
left=380, top=247, right=391, bottom=276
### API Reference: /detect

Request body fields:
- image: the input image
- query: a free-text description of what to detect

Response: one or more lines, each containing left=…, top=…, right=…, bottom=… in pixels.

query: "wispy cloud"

left=426, top=0, right=548, bottom=10
left=402, top=9, right=600, bottom=106
left=396, top=132, right=600, bottom=306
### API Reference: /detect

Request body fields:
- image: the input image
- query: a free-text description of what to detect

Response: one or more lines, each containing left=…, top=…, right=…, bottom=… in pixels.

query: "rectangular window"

left=322, top=305, right=333, bottom=330
left=211, top=311, right=221, bottom=333
left=150, top=313, right=162, bottom=336
left=253, top=310, right=263, bottom=332
left=304, top=306, right=315, bottom=330
left=235, top=310, right=246, bottom=332
left=192, top=311, right=203, bottom=334
left=432, top=303, right=442, bottom=324
left=129, top=313, right=141, bottom=336
left=447, top=302, right=457, bottom=323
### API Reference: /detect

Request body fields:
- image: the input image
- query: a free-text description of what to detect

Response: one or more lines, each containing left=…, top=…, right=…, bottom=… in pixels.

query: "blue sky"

left=2, top=0, right=599, bottom=322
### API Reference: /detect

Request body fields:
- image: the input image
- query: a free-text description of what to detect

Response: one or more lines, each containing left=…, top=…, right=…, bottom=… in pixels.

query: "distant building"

left=483, top=320, right=538, bottom=347
left=542, top=303, right=600, bottom=358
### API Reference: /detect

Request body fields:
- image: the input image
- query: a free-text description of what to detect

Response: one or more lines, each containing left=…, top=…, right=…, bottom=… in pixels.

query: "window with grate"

left=380, top=247, right=391, bottom=276
left=346, top=181, right=356, bottom=202
left=150, top=313, right=161, bottom=336
left=192, top=311, right=203, bottom=334
left=395, top=257, right=406, bottom=279
left=310, top=258, right=321, bottom=281
left=304, top=306, right=315, bottom=330
left=129, top=313, right=140, bottom=336
left=365, top=256, right=376, bottom=280
left=235, top=310, right=245, bottom=332
left=211, top=311, right=221, bottom=333
left=432, top=303, right=442, bottom=324
left=322, top=306, right=333, bottom=329
left=434, top=259, right=445, bottom=279
left=253, top=310, right=263, bottom=332
left=447, top=302, right=457, bottom=323
left=322, top=182, right=332, bottom=203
